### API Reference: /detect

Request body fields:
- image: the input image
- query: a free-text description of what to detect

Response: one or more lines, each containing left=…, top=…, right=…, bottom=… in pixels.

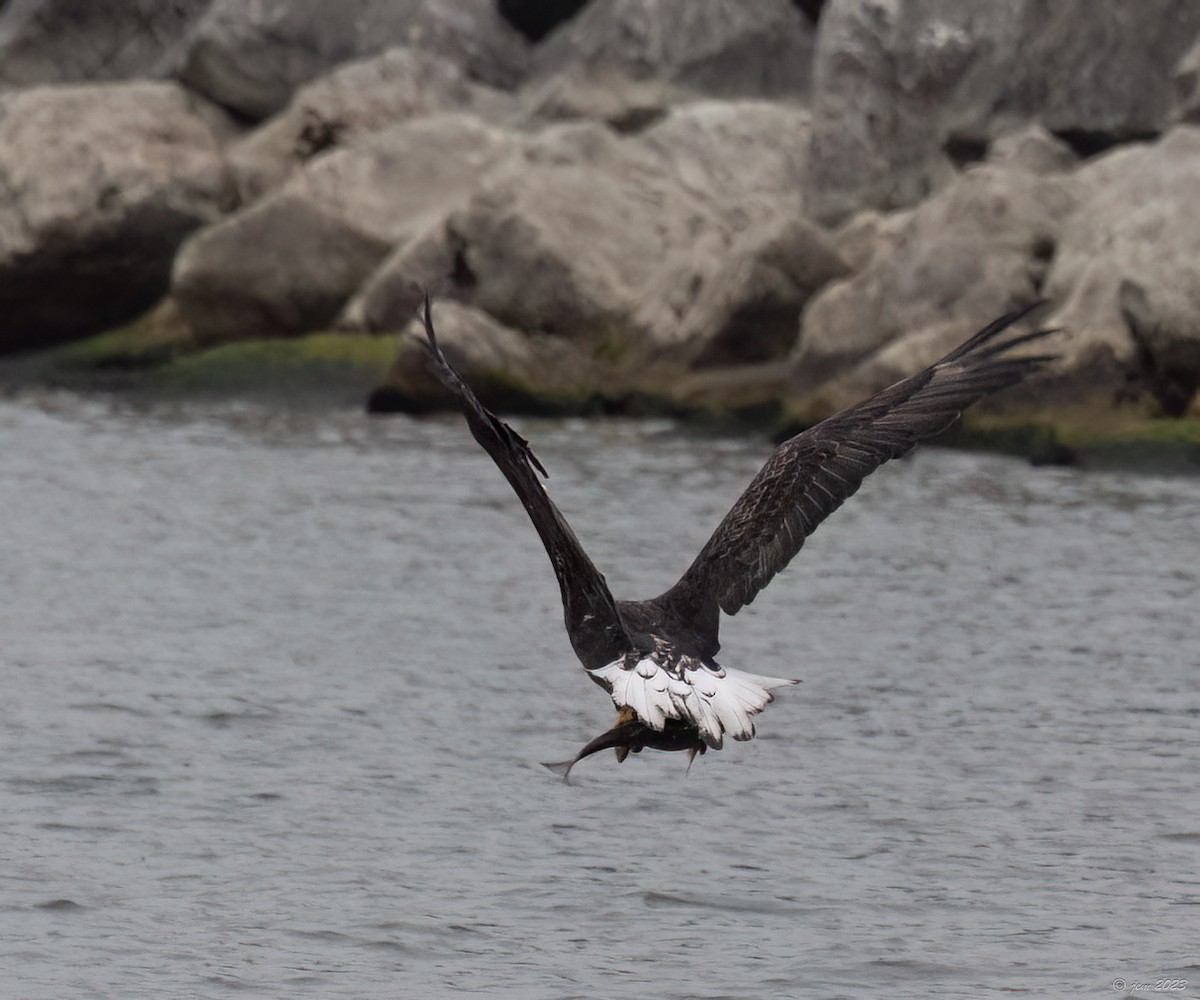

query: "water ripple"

left=2, top=394, right=1198, bottom=998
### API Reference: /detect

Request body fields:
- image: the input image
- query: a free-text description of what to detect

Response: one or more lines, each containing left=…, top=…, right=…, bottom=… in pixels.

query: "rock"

left=1172, top=38, right=1200, bottom=124
left=519, top=70, right=684, bottom=133
left=346, top=100, right=816, bottom=357
left=1119, top=281, right=1200, bottom=417
left=339, top=223, right=462, bottom=334
left=174, top=0, right=529, bottom=121
left=444, top=101, right=813, bottom=346
left=995, top=2, right=1200, bottom=141
left=1044, top=126, right=1200, bottom=414
left=172, top=194, right=395, bottom=346
left=406, top=0, right=530, bottom=92
left=370, top=294, right=805, bottom=421
left=805, top=0, right=1013, bottom=224
left=172, top=114, right=516, bottom=343
left=445, top=122, right=696, bottom=340
left=807, top=0, right=1200, bottom=224
left=827, top=208, right=910, bottom=273
left=529, top=0, right=815, bottom=112
left=0, top=81, right=236, bottom=352
left=368, top=299, right=603, bottom=413
left=635, top=216, right=850, bottom=366
left=0, top=0, right=212, bottom=88
left=637, top=101, right=811, bottom=227
left=228, top=46, right=508, bottom=201
left=793, top=163, right=1077, bottom=408
left=987, top=125, right=1078, bottom=176
left=799, top=126, right=1200, bottom=418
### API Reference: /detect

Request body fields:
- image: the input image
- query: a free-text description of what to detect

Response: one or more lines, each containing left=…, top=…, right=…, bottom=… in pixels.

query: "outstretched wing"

left=656, top=304, right=1057, bottom=648
left=420, top=297, right=630, bottom=670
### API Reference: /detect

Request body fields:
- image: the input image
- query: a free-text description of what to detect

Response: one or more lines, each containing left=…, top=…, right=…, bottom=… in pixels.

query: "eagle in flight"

left=421, top=299, right=1055, bottom=781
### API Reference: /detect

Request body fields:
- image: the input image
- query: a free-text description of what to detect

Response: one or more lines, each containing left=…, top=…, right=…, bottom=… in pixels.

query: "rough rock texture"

left=5, top=0, right=1196, bottom=429
left=807, top=0, right=1200, bottom=224
left=635, top=216, right=849, bottom=366
left=342, top=100, right=815, bottom=360
left=228, top=46, right=508, bottom=201
left=534, top=0, right=814, bottom=96
left=173, top=114, right=516, bottom=343
left=0, top=81, right=235, bottom=352
left=446, top=123, right=698, bottom=340
left=175, top=0, right=529, bottom=121
left=1172, top=38, right=1200, bottom=125
left=519, top=71, right=684, bottom=132
left=794, top=163, right=1077, bottom=409
left=527, top=0, right=815, bottom=122
left=638, top=101, right=810, bottom=226
left=336, top=98, right=816, bottom=350
left=994, top=2, right=1200, bottom=139
left=986, top=125, right=1079, bottom=176
left=1045, top=126, right=1200, bottom=414
left=406, top=0, right=530, bottom=92
left=369, top=299, right=607, bottom=413
left=0, top=0, right=212, bottom=88
left=339, top=223, right=461, bottom=334
left=171, top=194, right=395, bottom=347
left=440, top=102, right=812, bottom=349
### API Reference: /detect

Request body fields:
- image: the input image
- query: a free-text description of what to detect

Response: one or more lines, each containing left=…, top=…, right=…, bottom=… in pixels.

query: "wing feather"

left=657, top=304, right=1057, bottom=642
left=420, top=296, right=630, bottom=670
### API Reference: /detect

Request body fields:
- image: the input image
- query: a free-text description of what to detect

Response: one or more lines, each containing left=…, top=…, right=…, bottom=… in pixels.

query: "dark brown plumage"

left=421, top=298, right=1056, bottom=779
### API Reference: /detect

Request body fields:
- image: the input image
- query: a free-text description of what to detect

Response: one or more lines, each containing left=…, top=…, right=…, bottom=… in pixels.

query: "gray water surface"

left=2, top=391, right=1198, bottom=999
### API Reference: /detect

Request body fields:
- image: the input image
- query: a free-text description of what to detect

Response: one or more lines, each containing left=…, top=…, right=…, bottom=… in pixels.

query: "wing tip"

left=943, top=299, right=1054, bottom=364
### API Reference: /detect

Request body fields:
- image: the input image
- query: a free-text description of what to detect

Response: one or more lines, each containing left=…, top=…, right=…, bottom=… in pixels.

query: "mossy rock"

left=6, top=301, right=196, bottom=386
left=5, top=309, right=402, bottom=406
left=952, top=409, right=1200, bottom=469
left=157, top=332, right=402, bottom=403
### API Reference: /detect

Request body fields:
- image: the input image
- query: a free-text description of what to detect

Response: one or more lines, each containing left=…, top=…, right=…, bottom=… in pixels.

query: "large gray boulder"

left=1045, top=126, right=1200, bottom=414
left=174, top=0, right=528, bottom=121
left=444, top=102, right=815, bottom=348
left=344, top=100, right=819, bottom=363
left=0, top=0, right=212, bottom=88
left=793, top=162, right=1077, bottom=410
left=637, top=101, right=810, bottom=227
left=229, top=46, right=509, bottom=201
left=338, top=221, right=464, bottom=335
left=445, top=122, right=698, bottom=339
left=369, top=299, right=606, bottom=414
left=532, top=0, right=814, bottom=99
left=0, top=81, right=235, bottom=352
left=807, top=0, right=1200, bottom=224
left=172, top=114, right=516, bottom=343
left=634, top=216, right=849, bottom=367
left=522, top=0, right=814, bottom=125
left=985, top=124, right=1079, bottom=177
left=171, top=194, right=396, bottom=348
left=407, top=0, right=531, bottom=92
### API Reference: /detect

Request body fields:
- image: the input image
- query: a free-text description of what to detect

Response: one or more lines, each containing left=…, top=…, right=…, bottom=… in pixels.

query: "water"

left=2, top=390, right=1198, bottom=999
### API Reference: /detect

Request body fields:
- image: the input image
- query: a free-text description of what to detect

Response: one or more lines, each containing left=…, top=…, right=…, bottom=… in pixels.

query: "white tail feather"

left=588, top=657, right=798, bottom=748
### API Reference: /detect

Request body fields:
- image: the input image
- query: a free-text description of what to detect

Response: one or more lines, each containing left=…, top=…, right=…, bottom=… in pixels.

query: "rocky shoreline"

left=2, top=0, right=1199, bottom=464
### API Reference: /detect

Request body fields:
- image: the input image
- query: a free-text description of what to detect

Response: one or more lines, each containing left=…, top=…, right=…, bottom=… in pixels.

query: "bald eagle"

left=421, top=299, right=1055, bottom=780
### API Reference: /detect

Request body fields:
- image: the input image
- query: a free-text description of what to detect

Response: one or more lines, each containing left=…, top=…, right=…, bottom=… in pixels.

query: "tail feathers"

left=591, top=657, right=799, bottom=747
